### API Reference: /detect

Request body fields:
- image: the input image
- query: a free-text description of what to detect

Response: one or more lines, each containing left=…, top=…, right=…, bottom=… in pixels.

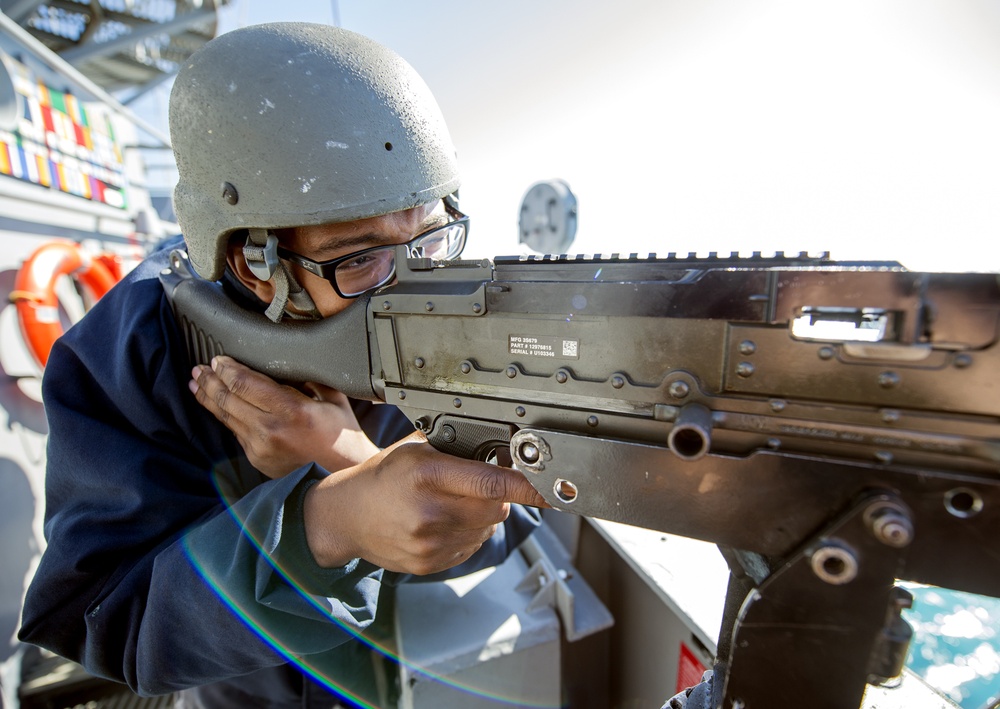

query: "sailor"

left=18, top=22, right=545, bottom=708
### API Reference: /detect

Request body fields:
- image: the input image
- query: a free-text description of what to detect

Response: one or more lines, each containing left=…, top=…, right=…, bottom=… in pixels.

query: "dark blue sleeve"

left=17, top=258, right=385, bottom=695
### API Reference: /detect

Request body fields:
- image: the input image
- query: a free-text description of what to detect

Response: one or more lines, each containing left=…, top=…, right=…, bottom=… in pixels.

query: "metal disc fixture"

left=518, top=178, right=578, bottom=255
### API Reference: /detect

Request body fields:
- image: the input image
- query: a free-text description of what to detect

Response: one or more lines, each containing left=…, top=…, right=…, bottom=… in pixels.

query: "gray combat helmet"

left=169, top=22, right=461, bottom=282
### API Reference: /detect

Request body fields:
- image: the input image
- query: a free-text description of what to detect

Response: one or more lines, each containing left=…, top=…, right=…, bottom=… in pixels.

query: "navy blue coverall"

left=18, top=240, right=540, bottom=708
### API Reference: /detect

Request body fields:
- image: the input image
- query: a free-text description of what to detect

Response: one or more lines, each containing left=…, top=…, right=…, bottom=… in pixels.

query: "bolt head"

left=878, top=371, right=900, bottom=388
left=519, top=442, right=540, bottom=464
left=669, top=381, right=690, bottom=399
left=873, top=517, right=913, bottom=548
left=221, top=182, right=239, bottom=205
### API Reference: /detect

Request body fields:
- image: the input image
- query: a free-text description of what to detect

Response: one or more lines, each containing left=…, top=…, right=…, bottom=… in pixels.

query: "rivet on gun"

left=881, top=409, right=900, bottom=424
left=397, top=391, right=406, bottom=400
left=519, top=442, right=540, bottom=464
left=770, top=399, right=786, bottom=412
left=810, top=545, right=858, bottom=585
left=736, top=362, right=754, bottom=378
left=611, top=375, right=625, bottom=389
left=818, top=346, right=835, bottom=360
left=944, top=488, right=984, bottom=519
left=452, top=398, right=462, bottom=408
left=472, top=303, right=482, bottom=314
left=414, top=357, right=425, bottom=369
left=425, top=302, right=435, bottom=312
left=506, top=366, right=518, bottom=378
left=875, top=451, right=893, bottom=464
left=221, top=182, right=239, bottom=205
left=555, top=370, right=569, bottom=384
left=867, top=506, right=913, bottom=548
left=440, top=425, right=457, bottom=443
left=587, top=415, right=599, bottom=427
left=669, top=381, right=690, bottom=399
left=767, top=438, right=781, bottom=449
left=954, top=354, right=972, bottom=369
left=739, top=340, right=756, bottom=355
left=460, top=361, right=472, bottom=374
left=878, top=371, right=900, bottom=389
left=382, top=301, right=391, bottom=311
left=515, top=406, right=526, bottom=417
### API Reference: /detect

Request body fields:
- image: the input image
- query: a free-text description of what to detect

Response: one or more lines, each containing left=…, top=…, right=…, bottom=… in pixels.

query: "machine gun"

left=160, top=247, right=1000, bottom=709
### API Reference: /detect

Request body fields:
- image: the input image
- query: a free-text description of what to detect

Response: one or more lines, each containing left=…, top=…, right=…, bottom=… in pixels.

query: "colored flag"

left=34, top=153, right=51, bottom=186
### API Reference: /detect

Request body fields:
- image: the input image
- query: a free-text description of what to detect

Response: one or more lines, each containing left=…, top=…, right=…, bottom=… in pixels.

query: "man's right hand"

left=303, top=431, right=549, bottom=576
left=189, top=356, right=379, bottom=478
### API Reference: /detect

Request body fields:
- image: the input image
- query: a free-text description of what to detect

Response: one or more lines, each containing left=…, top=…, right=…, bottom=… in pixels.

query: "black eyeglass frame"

left=275, top=207, right=469, bottom=299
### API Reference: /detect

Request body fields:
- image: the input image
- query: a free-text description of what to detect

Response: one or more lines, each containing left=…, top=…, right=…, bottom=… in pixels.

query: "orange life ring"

left=10, top=241, right=122, bottom=368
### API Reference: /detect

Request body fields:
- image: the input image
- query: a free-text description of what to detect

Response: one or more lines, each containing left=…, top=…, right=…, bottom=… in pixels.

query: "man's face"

left=277, top=201, right=444, bottom=318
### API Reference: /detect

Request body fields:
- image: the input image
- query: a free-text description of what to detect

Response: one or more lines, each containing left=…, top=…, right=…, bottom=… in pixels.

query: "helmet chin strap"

left=243, top=229, right=322, bottom=322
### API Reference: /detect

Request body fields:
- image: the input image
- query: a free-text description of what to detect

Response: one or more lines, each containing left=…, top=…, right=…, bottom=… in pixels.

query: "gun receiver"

left=161, top=247, right=1000, bottom=709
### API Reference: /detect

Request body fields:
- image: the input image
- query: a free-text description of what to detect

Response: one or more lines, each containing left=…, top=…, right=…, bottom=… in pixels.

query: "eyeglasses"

left=276, top=209, right=469, bottom=298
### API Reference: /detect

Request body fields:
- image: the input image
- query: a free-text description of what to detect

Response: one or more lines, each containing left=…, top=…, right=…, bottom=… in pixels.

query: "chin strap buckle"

left=243, top=229, right=280, bottom=281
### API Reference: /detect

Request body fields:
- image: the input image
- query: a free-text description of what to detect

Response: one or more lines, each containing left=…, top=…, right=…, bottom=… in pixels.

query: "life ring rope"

left=8, top=290, right=45, bottom=303
left=12, top=241, right=122, bottom=368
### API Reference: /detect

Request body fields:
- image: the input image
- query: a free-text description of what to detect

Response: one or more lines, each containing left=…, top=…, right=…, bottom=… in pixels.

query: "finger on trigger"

left=497, top=467, right=550, bottom=508
left=438, top=464, right=549, bottom=509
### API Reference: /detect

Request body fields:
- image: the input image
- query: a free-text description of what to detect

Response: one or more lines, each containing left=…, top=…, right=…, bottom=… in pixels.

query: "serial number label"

left=509, top=334, right=580, bottom=360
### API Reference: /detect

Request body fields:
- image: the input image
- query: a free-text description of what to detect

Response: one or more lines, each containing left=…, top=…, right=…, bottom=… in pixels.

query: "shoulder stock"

left=158, top=250, right=378, bottom=401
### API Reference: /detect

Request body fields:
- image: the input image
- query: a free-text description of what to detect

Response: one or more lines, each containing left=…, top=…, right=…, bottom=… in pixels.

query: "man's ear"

left=225, top=239, right=276, bottom=304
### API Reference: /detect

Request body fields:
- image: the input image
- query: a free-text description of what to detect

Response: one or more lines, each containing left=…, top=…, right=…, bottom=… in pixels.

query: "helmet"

left=169, top=22, right=461, bottom=281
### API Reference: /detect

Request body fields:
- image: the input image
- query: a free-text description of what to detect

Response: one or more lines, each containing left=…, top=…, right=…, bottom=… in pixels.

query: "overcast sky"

left=138, top=0, right=1000, bottom=270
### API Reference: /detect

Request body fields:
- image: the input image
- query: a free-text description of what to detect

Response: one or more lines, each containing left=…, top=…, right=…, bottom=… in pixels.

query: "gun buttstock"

left=159, top=250, right=378, bottom=401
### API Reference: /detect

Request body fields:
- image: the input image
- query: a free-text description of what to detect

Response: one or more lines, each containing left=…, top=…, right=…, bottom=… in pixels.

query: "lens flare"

left=180, top=463, right=564, bottom=708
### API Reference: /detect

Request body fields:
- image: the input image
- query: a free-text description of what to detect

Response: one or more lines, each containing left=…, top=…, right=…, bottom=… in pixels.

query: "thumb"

left=303, top=382, right=348, bottom=405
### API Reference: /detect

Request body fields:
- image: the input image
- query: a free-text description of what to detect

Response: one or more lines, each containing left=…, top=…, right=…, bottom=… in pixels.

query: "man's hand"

left=304, top=432, right=550, bottom=575
left=189, top=356, right=380, bottom=477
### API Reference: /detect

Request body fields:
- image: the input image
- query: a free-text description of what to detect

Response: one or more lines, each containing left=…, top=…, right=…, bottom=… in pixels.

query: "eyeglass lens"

left=335, top=221, right=466, bottom=297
